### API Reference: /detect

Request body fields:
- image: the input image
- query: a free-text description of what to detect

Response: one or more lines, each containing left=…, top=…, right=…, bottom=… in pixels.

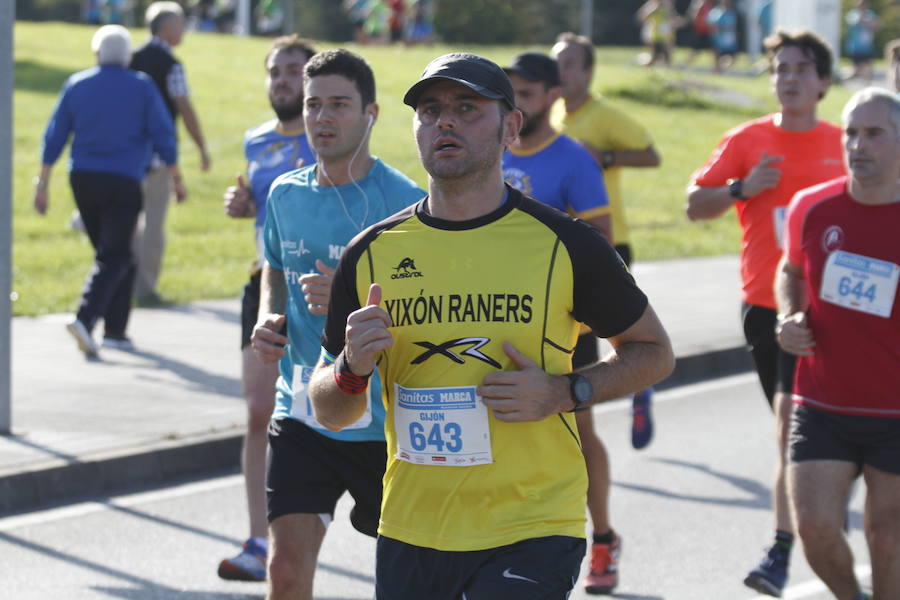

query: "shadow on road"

left=613, top=456, right=771, bottom=510
left=99, top=347, right=241, bottom=399
left=613, top=457, right=864, bottom=530
left=0, top=433, right=80, bottom=462
left=1, top=528, right=375, bottom=599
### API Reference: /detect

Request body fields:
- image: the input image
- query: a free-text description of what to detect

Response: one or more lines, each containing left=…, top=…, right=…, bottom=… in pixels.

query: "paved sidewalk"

left=0, top=255, right=750, bottom=515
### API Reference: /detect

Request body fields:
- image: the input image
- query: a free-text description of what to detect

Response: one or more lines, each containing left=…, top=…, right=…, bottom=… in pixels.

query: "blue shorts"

left=375, top=535, right=585, bottom=600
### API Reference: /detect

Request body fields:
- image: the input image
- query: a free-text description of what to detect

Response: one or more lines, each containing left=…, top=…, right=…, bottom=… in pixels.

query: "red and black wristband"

left=333, top=351, right=371, bottom=395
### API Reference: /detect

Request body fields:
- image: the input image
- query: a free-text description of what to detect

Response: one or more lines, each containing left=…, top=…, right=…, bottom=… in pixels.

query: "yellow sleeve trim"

left=275, top=125, right=306, bottom=136
left=507, top=132, right=562, bottom=157
left=573, top=205, right=611, bottom=220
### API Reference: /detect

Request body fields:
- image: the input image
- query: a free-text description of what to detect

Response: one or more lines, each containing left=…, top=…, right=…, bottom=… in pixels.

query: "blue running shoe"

left=631, top=387, right=654, bottom=449
left=743, top=544, right=789, bottom=597
left=218, top=538, right=267, bottom=581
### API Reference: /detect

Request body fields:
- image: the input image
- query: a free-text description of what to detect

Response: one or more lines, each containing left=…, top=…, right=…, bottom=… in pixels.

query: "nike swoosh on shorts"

left=502, top=568, right=539, bottom=584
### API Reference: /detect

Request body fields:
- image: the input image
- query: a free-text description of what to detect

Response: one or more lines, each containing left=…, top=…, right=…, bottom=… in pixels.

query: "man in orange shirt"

left=686, top=30, right=844, bottom=597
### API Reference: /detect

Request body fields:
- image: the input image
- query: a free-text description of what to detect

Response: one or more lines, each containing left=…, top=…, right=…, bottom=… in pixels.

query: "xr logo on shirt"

left=411, top=337, right=501, bottom=368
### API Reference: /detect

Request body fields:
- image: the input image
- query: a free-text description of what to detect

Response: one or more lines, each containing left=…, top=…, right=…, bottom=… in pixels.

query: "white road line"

left=592, top=371, right=758, bottom=414
left=746, top=564, right=872, bottom=599
left=0, top=473, right=242, bottom=531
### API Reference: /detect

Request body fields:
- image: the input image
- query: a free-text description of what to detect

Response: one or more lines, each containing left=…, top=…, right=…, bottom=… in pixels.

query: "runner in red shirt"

left=776, top=88, right=900, bottom=600
left=686, top=30, right=843, bottom=596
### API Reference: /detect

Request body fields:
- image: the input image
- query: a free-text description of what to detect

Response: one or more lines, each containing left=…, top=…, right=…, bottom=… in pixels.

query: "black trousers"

left=70, top=170, right=142, bottom=337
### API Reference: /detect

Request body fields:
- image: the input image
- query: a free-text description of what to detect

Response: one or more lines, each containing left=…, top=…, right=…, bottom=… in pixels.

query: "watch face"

left=573, top=376, right=592, bottom=404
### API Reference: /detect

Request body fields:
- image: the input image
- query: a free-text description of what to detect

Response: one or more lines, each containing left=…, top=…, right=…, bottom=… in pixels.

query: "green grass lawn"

left=11, top=21, right=857, bottom=316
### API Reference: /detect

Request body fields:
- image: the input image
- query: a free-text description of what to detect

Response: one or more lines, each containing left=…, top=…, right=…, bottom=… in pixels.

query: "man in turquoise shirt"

left=251, top=49, right=424, bottom=599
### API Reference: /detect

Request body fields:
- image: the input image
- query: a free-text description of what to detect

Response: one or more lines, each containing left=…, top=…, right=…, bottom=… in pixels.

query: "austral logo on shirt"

left=411, top=337, right=501, bottom=368
left=391, top=257, right=423, bottom=279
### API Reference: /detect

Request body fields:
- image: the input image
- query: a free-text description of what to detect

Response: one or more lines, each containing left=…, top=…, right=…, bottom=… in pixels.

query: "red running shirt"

left=784, top=176, right=900, bottom=416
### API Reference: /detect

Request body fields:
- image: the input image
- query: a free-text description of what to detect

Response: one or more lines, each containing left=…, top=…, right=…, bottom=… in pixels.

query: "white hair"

left=842, top=86, right=900, bottom=137
left=91, top=25, right=131, bottom=66
left=145, top=2, right=184, bottom=34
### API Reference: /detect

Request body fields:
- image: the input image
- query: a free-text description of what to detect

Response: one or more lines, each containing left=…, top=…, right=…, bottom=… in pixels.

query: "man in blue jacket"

left=33, top=25, right=183, bottom=358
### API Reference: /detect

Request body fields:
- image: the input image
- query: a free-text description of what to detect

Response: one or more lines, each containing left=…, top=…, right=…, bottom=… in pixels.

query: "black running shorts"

left=375, top=535, right=585, bottom=600
left=790, top=403, right=900, bottom=475
left=266, top=418, right=387, bottom=535
left=241, top=271, right=287, bottom=349
left=240, top=271, right=262, bottom=350
left=741, top=303, right=797, bottom=408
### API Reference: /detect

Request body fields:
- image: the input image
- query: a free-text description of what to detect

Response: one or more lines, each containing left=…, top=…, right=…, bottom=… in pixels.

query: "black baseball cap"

left=403, top=52, right=516, bottom=110
left=503, top=52, right=561, bottom=87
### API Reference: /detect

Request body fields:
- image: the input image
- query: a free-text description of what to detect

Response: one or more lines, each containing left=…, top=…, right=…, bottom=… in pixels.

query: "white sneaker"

left=218, top=538, right=267, bottom=581
left=101, top=336, right=134, bottom=351
left=66, top=319, right=98, bottom=358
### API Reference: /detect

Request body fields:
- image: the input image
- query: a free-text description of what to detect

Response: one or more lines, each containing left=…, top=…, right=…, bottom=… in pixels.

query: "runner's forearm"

left=579, top=305, right=674, bottom=405
left=686, top=183, right=736, bottom=221
left=309, top=360, right=369, bottom=430
left=775, top=257, right=808, bottom=317
left=260, top=262, right=287, bottom=317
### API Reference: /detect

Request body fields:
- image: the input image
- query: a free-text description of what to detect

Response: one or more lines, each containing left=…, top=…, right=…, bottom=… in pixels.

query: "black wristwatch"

left=565, top=373, right=593, bottom=412
left=727, top=178, right=746, bottom=201
left=601, top=150, right=616, bottom=170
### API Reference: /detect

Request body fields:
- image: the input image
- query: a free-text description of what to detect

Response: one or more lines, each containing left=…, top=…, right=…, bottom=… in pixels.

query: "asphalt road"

left=0, top=374, right=872, bottom=600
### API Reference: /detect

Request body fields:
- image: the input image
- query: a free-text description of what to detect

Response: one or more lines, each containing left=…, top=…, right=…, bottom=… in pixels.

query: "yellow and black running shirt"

left=321, top=186, right=648, bottom=551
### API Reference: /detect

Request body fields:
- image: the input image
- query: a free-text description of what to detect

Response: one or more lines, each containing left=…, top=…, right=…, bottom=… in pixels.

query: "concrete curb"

left=1, top=345, right=752, bottom=516
left=659, top=346, right=752, bottom=390
left=1, top=431, right=242, bottom=516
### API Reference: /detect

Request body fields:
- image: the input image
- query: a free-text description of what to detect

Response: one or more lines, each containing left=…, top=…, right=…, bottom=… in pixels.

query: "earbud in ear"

left=367, top=114, right=374, bottom=128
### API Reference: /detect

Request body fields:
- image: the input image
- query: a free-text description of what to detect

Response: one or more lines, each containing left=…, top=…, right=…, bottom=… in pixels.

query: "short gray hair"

left=145, top=1, right=184, bottom=34
left=91, top=25, right=131, bottom=66
left=842, top=87, right=900, bottom=137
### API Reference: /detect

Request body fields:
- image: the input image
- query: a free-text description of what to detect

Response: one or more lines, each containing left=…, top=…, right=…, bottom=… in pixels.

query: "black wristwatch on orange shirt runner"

left=727, top=178, right=747, bottom=201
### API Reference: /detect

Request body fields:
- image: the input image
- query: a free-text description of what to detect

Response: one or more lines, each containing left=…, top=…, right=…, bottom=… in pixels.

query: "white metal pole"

left=581, top=0, right=593, bottom=40
left=1, top=1, right=14, bottom=434
left=284, top=0, right=295, bottom=35
left=237, top=0, right=251, bottom=36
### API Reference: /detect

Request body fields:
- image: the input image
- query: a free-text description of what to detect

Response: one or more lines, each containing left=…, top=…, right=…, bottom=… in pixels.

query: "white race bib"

left=393, top=384, right=493, bottom=467
left=773, top=206, right=786, bottom=249
left=820, top=250, right=899, bottom=318
left=291, top=365, right=373, bottom=430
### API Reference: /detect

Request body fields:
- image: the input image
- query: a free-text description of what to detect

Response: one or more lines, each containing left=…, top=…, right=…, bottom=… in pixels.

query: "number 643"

left=409, top=422, right=463, bottom=452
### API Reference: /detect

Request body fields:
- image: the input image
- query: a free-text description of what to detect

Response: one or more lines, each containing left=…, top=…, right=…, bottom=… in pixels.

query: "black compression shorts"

left=741, top=303, right=797, bottom=408
left=266, top=418, right=387, bottom=535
